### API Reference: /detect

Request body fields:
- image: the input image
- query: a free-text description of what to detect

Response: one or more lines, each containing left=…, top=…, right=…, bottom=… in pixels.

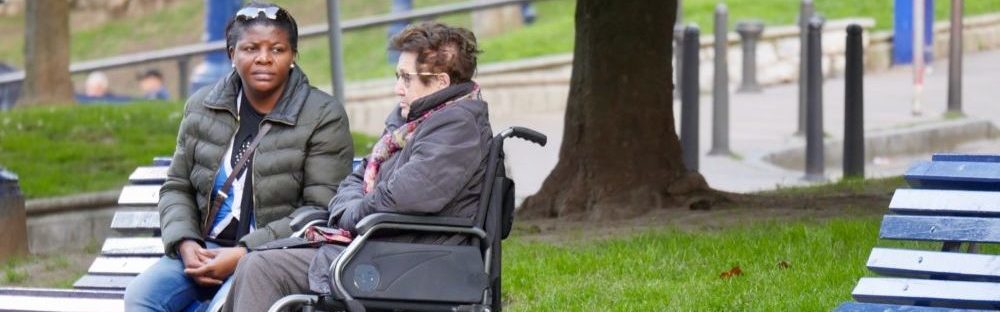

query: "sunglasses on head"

left=235, top=6, right=282, bottom=21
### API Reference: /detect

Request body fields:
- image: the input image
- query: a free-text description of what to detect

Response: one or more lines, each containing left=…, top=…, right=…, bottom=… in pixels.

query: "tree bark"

left=519, top=0, right=716, bottom=220
left=21, top=0, right=74, bottom=106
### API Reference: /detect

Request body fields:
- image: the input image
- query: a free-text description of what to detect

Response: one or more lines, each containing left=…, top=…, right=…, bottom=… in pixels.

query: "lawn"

left=0, top=102, right=377, bottom=199
left=503, top=217, right=880, bottom=311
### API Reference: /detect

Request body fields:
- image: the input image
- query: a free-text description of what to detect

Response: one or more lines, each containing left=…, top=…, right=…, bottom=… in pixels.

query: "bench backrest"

left=839, top=154, right=1000, bottom=311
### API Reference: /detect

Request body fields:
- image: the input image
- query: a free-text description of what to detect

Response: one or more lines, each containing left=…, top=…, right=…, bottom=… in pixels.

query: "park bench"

left=835, top=154, right=1000, bottom=311
left=0, top=158, right=168, bottom=311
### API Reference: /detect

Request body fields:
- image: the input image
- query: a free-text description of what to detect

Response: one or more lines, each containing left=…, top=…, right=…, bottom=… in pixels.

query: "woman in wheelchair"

left=124, top=3, right=355, bottom=311
left=223, top=22, right=491, bottom=312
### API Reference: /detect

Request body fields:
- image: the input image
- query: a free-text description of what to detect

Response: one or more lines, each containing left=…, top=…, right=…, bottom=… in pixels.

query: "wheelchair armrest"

left=290, top=209, right=330, bottom=232
left=355, top=213, right=475, bottom=235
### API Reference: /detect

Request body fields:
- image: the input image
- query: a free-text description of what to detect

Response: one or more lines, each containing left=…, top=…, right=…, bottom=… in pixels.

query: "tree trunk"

left=21, top=0, right=74, bottom=106
left=519, top=0, right=715, bottom=220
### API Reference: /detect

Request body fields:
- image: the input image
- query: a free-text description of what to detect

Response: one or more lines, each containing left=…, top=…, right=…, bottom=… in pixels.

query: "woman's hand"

left=177, top=240, right=223, bottom=286
left=183, top=247, right=247, bottom=286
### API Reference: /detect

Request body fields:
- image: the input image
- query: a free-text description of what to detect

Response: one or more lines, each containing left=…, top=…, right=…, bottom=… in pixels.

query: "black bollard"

left=804, top=17, right=825, bottom=181
left=710, top=4, right=731, bottom=156
left=736, top=21, right=765, bottom=93
left=948, top=0, right=964, bottom=114
left=844, top=24, right=865, bottom=179
left=681, top=26, right=700, bottom=172
left=796, top=0, right=814, bottom=136
left=674, top=25, right=685, bottom=99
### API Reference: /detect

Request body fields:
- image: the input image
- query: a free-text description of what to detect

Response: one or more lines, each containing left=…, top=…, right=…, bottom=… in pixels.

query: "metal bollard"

left=736, top=21, right=765, bottom=93
left=709, top=4, right=731, bottom=156
left=804, top=17, right=825, bottom=181
left=844, top=24, right=865, bottom=179
left=177, top=57, right=190, bottom=99
left=674, top=25, right=685, bottom=99
left=796, top=0, right=815, bottom=136
left=681, top=26, right=700, bottom=172
left=948, top=0, right=964, bottom=114
left=0, top=166, right=28, bottom=262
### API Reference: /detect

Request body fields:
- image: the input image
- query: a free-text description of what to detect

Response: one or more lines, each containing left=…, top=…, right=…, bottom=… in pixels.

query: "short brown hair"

left=390, top=22, right=480, bottom=85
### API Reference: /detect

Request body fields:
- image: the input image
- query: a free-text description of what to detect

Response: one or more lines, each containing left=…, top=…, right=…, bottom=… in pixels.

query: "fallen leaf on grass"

left=720, top=266, right=742, bottom=279
left=778, top=260, right=791, bottom=269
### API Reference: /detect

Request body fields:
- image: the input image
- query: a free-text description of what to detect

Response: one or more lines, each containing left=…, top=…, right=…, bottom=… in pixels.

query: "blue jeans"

left=124, top=242, right=233, bottom=312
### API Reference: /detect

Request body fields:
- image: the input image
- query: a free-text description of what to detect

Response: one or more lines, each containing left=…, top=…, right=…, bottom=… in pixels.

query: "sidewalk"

left=494, top=49, right=1000, bottom=197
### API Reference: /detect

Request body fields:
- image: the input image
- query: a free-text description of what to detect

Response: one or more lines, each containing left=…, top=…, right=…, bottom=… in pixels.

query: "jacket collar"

left=201, top=66, right=310, bottom=126
left=384, top=82, right=478, bottom=131
left=406, top=82, right=477, bottom=121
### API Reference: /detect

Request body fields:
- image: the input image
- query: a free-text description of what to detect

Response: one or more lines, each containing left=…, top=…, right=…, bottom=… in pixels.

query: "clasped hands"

left=176, top=240, right=247, bottom=286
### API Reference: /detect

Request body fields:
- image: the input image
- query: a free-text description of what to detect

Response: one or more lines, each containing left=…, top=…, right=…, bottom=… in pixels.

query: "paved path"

left=494, top=49, right=1000, bottom=198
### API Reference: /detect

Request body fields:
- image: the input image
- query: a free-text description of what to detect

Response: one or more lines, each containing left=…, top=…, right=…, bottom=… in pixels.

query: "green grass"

left=761, top=175, right=907, bottom=197
left=503, top=217, right=880, bottom=311
left=2, top=257, right=28, bottom=284
left=0, top=102, right=377, bottom=199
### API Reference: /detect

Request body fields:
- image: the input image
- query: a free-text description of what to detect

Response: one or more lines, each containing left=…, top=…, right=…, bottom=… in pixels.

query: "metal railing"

left=0, top=0, right=538, bottom=99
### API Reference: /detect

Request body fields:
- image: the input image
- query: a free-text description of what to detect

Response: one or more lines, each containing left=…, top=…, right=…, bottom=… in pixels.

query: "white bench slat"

left=128, top=166, right=168, bottom=185
left=852, top=277, right=1000, bottom=309
left=110, top=211, right=160, bottom=235
left=879, top=215, right=1000, bottom=243
left=73, top=274, right=136, bottom=291
left=0, top=296, right=123, bottom=312
left=101, top=237, right=164, bottom=257
left=0, top=288, right=123, bottom=312
left=87, top=257, right=159, bottom=275
left=117, top=185, right=161, bottom=206
left=866, top=248, right=1000, bottom=281
left=890, top=189, right=1000, bottom=216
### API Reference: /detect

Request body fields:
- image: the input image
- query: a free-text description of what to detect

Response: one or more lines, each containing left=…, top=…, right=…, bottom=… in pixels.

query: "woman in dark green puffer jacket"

left=124, top=3, right=353, bottom=311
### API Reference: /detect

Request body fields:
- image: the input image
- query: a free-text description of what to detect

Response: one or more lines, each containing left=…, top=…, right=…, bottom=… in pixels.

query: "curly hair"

left=390, top=22, right=481, bottom=85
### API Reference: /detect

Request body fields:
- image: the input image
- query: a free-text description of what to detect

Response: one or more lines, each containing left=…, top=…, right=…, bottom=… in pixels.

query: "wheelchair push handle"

left=500, top=126, right=547, bottom=146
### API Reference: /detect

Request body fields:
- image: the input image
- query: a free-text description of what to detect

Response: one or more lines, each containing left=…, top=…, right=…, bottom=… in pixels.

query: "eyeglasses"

left=235, top=6, right=282, bottom=21
left=395, top=71, right=443, bottom=88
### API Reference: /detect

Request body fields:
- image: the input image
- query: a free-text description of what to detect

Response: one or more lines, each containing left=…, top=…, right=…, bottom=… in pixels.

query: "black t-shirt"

left=215, top=92, right=265, bottom=243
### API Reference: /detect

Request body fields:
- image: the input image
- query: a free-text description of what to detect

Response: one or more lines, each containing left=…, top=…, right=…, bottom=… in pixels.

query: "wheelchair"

left=269, top=126, right=547, bottom=312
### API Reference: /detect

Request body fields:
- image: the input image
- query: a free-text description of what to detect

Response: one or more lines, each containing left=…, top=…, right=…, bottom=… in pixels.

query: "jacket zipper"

left=249, top=118, right=265, bottom=236
left=203, top=105, right=241, bottom=237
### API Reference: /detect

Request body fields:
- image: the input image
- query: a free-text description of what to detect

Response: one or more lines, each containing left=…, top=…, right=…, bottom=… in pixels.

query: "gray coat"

left=159, top=68, right=354, bottom=257
left=308, top=82, right=491, bottom=294
left=332, top=82, right=492, bottom=243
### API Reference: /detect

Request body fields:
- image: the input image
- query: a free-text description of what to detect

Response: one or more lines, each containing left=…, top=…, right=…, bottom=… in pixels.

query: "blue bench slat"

left=879, top=215, right=1000, bottom=243
left=866, top=248, right=1000, bottom=281
left=889, top=189, right=1000, bottom=216
left=932, top=154, right=1000, bottom=163
left=152, top=156, right=172, bottom=167
left=127, top=166, right=168, bottom=185
left=72, top=275, right=135, bottom=291
left=852, top=277, right=1000, bottom=309
left=904, top=161, right=1000, bottom=191
left=835, top=301, right=993, bottom=312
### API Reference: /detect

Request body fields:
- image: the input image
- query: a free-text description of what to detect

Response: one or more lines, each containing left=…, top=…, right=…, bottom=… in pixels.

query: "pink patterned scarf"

left=363, top=86, right=480, bottom=193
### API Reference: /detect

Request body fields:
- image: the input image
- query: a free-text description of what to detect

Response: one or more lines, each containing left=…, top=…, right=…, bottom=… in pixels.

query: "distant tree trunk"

left=21, top=0, right=74, bottom=106
left=519, top=0, right=718, bottom=220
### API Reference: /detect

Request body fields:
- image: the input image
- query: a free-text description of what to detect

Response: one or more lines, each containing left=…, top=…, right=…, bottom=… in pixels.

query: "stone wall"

left=340, top=14, right=1000, bottom=136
